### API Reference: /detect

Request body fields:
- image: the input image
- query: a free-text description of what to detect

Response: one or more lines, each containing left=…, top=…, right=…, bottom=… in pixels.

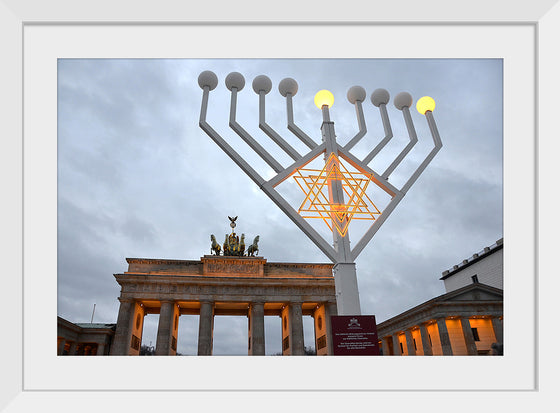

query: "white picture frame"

left=2, top=0, right=558, bottom=410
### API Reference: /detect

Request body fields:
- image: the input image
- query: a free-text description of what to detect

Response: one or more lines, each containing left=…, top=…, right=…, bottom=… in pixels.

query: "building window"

left=471, top=327, right=480, bottom=341
left=471, top=274, right=479, bottom=284
left=399, top=342, right=404, bottom=354
left=413, top=338, right=417, bottom=351
left=428, top=333, right=432, bottom=346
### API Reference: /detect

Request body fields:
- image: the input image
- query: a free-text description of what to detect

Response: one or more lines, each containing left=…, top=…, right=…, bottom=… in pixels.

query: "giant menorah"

left=198, top=71, right=442, bottom=315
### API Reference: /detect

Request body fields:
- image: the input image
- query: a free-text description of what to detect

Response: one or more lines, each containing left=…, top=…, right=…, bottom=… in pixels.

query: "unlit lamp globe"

left=225, top=72, right=245, bottom=91
left=416, top=96, right=436, bottom=114
left=252, top=75, right=272, bottom=94
left=314, top=89, right=334, bottom=109
left=371, top=88, right=390, bottom=107
left=278, top=78, right=299, bottom=97
left=394, top=92, right=413, bottom=110
left=347, top=86, right=366, bottom=104
left=198, top=71, right=218, bottom=90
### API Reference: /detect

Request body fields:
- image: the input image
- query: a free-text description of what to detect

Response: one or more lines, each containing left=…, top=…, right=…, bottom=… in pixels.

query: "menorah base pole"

left=333, top=263, right=361, bottom=315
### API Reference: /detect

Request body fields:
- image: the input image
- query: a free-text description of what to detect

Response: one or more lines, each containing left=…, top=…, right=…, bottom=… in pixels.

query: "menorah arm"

left=259, top=181, right=338, bottom=262
left=258, top=91, right=301, bottom=161
left=381, top=106, right=418, bottom=179
left=362, top=103, right=394, bottom=165
left=343, top=100, right=367, bottom=151
left=350, top=191, right=405, bottom=262
left=351, top=110, right=442, bottom=261
left=199, top=86, right=266, bottom=187
left=286, top=94, right=318, bottom=150
left=267, top=143, right=326, bottom=188
left=336, top=145, right=399, bottom=197
left=400, top=110, right=442, bottom=194
left=228, top=88, right=284, bottom=174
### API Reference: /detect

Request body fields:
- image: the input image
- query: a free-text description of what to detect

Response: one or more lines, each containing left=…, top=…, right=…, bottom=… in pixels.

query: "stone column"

left=381, top=337, right=391, bottom=356
left=156, top=300, right=175, bottom=355
left=281, top=302, right=305, bottom=355
left=392, top=334, right=401, bottom=355
left=405, top=329, right=416, bottom=356
left=68, top=341, right=77, bottom=356
left=97, top=342, right=106, bottom=356
left=436, top=318, right=453, bottom=355
left=419, top=323, right=433, bottom=356
left=491, top=316, right=503, bottom=344
left=198, top=301, right=214, bottom=356
left=57, top=338, right=66, bottom=355
left=460, top=317, right=478, bottom=355
left=249, top=302, right=265, bottom=355
left=290, top=302, right=305, bottom=355
left=110, top=298, right=135, bottom=355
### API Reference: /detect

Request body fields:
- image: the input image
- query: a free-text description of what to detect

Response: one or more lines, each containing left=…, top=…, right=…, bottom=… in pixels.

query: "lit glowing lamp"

left=416, top=96, right=436, bottom=114
left=314, top=89, right=334, bottom=109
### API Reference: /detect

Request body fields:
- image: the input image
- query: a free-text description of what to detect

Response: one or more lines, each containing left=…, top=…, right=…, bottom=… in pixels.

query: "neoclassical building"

left=57, top=316, right=115, bottom=355
left=376, top=238, right=503, bottom=356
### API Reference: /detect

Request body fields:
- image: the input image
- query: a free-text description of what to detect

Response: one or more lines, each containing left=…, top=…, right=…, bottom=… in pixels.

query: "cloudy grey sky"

left=57, top=58, right=502, bottom=355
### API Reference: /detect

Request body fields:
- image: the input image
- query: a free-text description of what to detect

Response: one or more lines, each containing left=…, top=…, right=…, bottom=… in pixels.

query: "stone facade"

left=109, top=256, right=337, bottom=356
left=57, top=317, right=115, bottom=355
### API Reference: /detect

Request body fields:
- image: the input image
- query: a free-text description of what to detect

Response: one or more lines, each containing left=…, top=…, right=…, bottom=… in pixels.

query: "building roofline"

left=126, top=257, right=333, bottom=267
left=58, top=316, right=116, bottom=332
left=377, top=282, right=503, bottom=329
left=440, top=238, right=503, bottom=280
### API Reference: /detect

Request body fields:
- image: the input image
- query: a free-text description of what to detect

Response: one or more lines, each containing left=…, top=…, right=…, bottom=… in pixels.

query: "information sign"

left=331, top=315, right=380, bottom=355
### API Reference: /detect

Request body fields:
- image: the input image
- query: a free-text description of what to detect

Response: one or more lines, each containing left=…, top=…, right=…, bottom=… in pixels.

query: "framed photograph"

left=3, top=0, right=557, bottom=410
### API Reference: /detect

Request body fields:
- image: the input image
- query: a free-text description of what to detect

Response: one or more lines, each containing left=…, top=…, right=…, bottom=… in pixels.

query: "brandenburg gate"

left=110, top=224, right=337, bottom=356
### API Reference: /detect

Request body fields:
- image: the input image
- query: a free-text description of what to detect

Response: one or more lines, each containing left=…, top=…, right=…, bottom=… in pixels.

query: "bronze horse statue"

left=247, top=235, right=260, bottom=256
left=210, top=234, right=221, bottom=255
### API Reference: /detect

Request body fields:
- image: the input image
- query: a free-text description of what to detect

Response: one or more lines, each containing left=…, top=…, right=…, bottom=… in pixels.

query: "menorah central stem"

left=321, top=106, right=361, bottom=315
left=321, top=109, right=351, bottom=263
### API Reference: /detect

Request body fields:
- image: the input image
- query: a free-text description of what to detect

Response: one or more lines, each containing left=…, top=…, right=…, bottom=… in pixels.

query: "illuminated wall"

left=129, top=302, right=145, bottom=356
left=426, top=322, right=442, bottom=355
left=411, top=328, right=424, bottom=355
left=445, top=318, right=468, bottom=356
left=469, top=318, right=497, bottom=354
left=398, top=333, right=408, bottom=355
left=314, top=305, right=328, bottom=356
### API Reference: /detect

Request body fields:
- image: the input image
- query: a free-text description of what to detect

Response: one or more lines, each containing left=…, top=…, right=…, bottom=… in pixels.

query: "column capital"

left=117, top=297, right=135, bottom=304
